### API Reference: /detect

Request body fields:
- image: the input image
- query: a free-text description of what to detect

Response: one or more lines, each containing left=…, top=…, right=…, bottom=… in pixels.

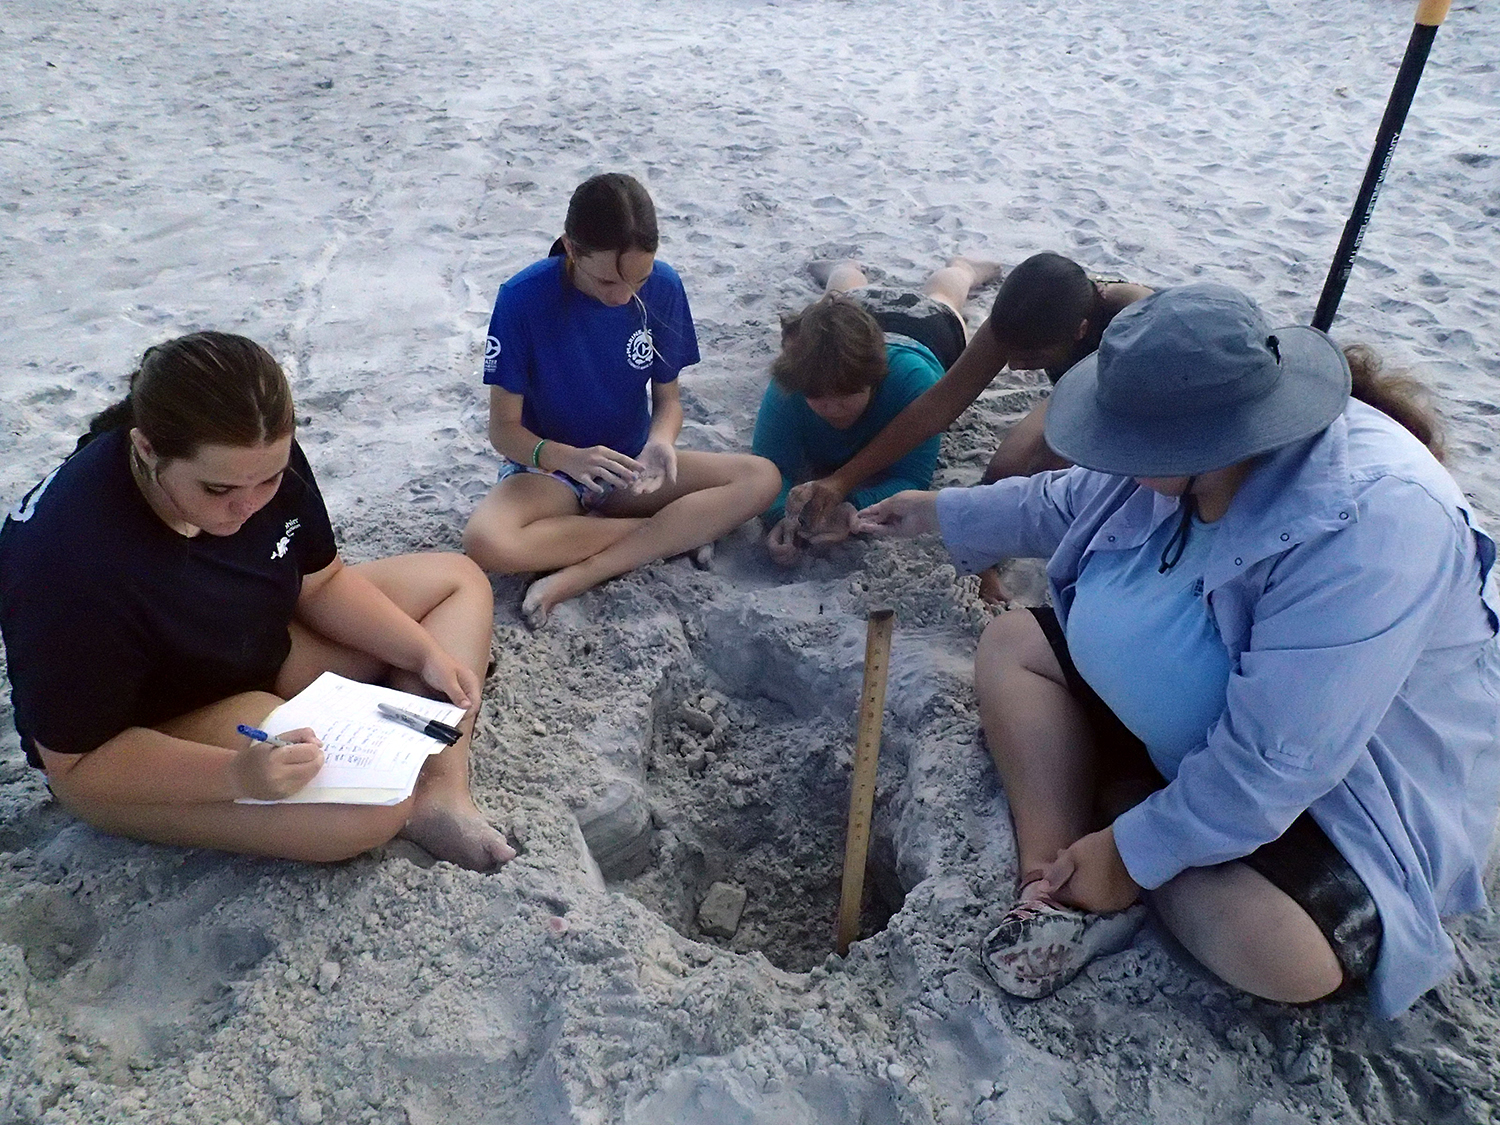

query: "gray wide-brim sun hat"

left=1044, top=283, right=1351, bottom=477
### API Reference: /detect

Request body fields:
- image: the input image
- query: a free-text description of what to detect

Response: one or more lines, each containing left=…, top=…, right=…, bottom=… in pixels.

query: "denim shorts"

left=495, top=458, right=608, bottom=509
left=1030, top=605, right=1383, bottom=984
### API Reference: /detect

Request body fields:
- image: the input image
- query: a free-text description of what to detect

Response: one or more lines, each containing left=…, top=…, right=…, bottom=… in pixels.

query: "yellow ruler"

left=837, top=608, right=895, bottom=956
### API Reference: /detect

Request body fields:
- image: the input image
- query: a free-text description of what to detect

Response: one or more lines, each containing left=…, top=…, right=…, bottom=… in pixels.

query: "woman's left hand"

left=852, top=490, right=940, bottom=539
left=631, top=439, right=678, bottom=495
left=1038, top=827, right=1142, bottom=914
left=419, top=648, right=481, bottom=713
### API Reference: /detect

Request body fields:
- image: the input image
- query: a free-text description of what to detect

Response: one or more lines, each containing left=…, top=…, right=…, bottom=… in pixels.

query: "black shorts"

left=850, top=286, right=967, bottom=370
left=1030, top=606, right=1383, bottom=983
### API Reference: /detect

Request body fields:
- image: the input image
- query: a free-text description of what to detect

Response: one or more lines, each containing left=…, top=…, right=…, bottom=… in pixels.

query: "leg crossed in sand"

left=463, top=449, right=779, bottom=628
left=970, top=605, right=1347, bottom=1003
left=56, top=553, right=515, bottom=872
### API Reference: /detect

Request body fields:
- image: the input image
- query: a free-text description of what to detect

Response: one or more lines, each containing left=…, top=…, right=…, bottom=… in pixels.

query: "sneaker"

left=981, top=896, right=1145, bottom=999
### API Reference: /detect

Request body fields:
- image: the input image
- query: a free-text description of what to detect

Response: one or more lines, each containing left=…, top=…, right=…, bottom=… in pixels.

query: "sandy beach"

left=3, top=0, right=1500, bottom=1121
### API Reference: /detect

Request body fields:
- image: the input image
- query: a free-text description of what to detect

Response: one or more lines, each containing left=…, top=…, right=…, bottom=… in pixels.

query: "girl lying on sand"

left=788, top=252, right=1151, bottom=602
left=752, top=256, right=998, bottom=565
left=860, top=284, right=1500, bottom=1017
left=462, top=172, right=780, bottom=626
left=786, top=251, right=1152, bottom=531
left=0, top=333, right=514, bottom=870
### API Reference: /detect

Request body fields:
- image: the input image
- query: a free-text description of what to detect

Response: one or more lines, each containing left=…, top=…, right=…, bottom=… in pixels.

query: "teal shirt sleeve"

left=751, top=382, right=806, bottom=523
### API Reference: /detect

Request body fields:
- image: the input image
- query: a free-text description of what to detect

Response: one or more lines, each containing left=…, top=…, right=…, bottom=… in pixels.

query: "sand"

left=3, top=0, right=1500, bottom=1121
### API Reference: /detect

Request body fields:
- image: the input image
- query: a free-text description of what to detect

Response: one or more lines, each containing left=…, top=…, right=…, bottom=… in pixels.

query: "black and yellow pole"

left=1312, top=0, right=1453, bottom=332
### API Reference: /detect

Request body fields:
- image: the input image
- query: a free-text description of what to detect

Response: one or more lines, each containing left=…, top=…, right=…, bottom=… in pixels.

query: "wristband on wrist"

left=531, top=438, right=548, bottom=468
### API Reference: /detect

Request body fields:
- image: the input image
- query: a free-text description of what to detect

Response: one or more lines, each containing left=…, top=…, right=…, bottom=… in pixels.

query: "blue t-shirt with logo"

left=482, top=255, right=701, bottom=458
left=0, top=427, right=337, bottom=764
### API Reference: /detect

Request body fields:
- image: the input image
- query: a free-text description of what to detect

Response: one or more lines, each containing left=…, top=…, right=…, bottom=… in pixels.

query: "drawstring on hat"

left=1158, top=477, right=1197, bottom=574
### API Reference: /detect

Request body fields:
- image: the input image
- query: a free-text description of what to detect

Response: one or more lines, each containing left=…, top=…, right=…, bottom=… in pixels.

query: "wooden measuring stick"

left=836, top=608, right=895, bottom=956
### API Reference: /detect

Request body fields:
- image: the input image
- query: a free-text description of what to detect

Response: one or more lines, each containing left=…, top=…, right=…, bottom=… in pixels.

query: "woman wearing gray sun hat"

left=857, top=283, right=1500, bottom=1017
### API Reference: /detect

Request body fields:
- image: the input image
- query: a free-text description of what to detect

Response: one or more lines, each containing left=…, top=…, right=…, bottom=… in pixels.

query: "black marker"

left=376, top=703, right=463, bottom=746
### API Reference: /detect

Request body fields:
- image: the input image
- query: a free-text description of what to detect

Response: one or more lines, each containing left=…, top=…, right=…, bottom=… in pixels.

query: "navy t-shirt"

left=482, top=256, right=700, bottom=457
left=0, top=428, right=338, bottom=765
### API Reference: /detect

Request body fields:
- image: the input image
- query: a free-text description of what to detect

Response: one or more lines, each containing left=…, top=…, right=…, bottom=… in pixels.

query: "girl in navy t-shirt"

left=0, top=333, right=513, bottom=870
left=463, top=173, right=779, bottom=627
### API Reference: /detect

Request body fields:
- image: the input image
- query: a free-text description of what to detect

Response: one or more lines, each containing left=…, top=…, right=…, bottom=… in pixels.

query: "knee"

left=462, top=515, right=528, bottom=575
left=241, top=691, right=288, bottom=722
left=440, top=551, right=493, bottom=601
left=434, top=550, right=494, bottom=621
left=744, top=454, right=783, bottom=511
left=1151, top=869, right=1345, bottom=1004
left=974, top=612, right=1032, bottom=692
left=298, top=804, right=410, bottom=862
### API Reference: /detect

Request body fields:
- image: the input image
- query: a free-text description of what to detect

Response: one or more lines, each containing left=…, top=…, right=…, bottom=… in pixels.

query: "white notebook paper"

left=236, top=672, right=464, bottom=805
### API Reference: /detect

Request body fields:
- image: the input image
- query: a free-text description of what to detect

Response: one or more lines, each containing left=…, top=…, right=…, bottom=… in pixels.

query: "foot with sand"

left=401, top=775, right=516, bottom=870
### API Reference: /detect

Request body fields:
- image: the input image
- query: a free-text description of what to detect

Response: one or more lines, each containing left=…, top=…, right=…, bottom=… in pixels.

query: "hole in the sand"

left=603, top=675, right=909, bottom=973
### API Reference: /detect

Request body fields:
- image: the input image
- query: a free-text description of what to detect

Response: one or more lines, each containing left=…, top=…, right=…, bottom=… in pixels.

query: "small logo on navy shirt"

left=626, top=327, right=655, bottom=370
left=7, top=466, right=62, bottom=523
left=272, top=518, right=301, bottom=560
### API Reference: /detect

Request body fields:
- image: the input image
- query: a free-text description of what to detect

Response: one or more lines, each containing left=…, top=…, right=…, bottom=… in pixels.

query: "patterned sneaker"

left=981, top=896, right=1146, bottom=999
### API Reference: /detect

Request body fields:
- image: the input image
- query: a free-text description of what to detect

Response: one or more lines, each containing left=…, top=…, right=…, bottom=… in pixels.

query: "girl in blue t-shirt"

left=0, top=333, right=514, bottom=870
left=463, top=173, right=780, bottom=627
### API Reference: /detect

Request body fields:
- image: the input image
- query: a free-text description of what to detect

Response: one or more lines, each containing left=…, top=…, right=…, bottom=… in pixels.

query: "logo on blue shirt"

left=7, top=466, right=62, bottom=523
left=626, top=327, right=654, bottom=371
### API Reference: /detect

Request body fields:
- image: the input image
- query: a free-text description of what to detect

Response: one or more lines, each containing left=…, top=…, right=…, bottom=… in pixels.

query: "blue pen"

left=237, top=723, right=293, bottom=749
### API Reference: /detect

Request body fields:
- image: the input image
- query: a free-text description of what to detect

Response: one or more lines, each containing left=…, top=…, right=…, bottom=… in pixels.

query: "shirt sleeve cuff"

left=1112, top=803, right=1190, bottom=891
left=935, top=487, right=990, bottom=574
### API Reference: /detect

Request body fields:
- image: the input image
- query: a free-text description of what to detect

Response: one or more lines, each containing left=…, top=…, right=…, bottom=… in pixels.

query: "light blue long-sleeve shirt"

left=936, top=401, right=1500, bottom=1017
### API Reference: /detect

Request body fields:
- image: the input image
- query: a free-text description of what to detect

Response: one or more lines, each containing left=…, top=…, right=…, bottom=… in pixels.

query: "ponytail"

left=73, top=394, right=136, bottom=455
left=1345, top=344, right=1445, bottom=462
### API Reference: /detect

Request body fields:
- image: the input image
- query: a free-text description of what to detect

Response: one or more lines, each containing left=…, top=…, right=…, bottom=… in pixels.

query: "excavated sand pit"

left=606, top=669, right=910, bottom=972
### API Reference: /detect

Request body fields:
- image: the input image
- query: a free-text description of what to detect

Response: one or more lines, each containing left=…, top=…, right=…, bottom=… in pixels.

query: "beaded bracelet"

left=531, top=438, right=548, bottom=468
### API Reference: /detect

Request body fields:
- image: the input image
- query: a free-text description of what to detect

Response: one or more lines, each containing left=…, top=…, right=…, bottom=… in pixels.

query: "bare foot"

left=401, top=791, right=516, bottom=871
left=948, top=256, right=1005, bottom=288
left=521, top=572, right=567, bottom=629
left=978, top=567, right=1015, bottom=606
left=809, top=258, right=867, bottom=293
